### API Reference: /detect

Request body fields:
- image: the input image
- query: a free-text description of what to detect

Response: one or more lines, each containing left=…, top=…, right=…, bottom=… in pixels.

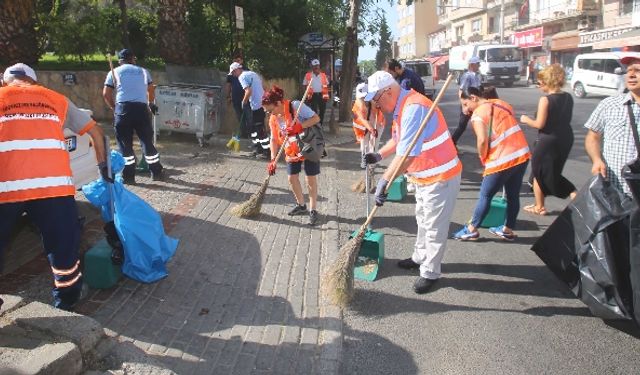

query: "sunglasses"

left=372, top=88, right=389, bottom=103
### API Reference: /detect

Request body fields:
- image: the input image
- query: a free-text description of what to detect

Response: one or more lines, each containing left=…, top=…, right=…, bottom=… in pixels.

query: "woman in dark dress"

left=520, top=64, right=577, bottom=215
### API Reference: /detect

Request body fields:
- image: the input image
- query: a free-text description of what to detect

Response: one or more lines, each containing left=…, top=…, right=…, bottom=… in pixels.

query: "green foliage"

left=186, top=0, right=230, bottom=67
left=127, top=9, right=158, bottom=60
left=375, top=15, right=392, bottom=69
left=358, top=60, right=376, bottom=76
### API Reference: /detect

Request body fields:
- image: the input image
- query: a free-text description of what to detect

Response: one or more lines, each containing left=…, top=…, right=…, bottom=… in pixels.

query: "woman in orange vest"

left=352, top=82, right=384, bottom=168
left=262, top=85, right=322, bottom=225
left=452, top=86, right=531, bottom=241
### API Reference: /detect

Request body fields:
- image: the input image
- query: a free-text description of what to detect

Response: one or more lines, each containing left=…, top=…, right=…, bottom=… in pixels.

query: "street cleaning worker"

left=352, top=82, right=384, bottom=168
left=0, top=63, right=109, bottom=310
left=452, top=86, right=530, bottom=241
left=263, top=85, right=322, bottom=225
left=363, top=71, right=462, bottom=294
left=103, top=48, right=163, bottom=184
left=451, top=56, right=482, bottom=146
left=303, top=59, right=330, bottom=126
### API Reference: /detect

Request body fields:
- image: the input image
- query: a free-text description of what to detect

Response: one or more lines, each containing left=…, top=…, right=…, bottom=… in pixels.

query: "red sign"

left=512, top=27, right=543, bottom=48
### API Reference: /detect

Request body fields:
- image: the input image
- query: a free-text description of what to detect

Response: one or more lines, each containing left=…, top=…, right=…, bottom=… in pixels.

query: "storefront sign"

left=579, top=26, right=634, bottom=47
left=512, top=27, right=543, bottom=48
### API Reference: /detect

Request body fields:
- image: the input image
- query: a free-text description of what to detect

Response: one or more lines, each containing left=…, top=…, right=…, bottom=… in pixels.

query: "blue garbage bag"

left=82, top=150, right=179, bottom=283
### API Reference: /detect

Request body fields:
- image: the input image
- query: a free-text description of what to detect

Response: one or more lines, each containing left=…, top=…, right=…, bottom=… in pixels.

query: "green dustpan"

left=136, top=157, right=149, bottom=172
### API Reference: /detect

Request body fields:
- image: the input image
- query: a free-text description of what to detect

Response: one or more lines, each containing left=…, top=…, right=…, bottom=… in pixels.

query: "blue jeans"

left=470, top=161, right=529, bottom=229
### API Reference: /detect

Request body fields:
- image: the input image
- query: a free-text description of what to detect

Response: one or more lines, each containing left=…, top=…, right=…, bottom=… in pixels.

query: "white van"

left=571, top=52, right=639, bottom=98
left=66, top=109, right=98, bottom=188
left=449, top=44, right=522, bottom=87
left=402, top=59, right=436, bottom=99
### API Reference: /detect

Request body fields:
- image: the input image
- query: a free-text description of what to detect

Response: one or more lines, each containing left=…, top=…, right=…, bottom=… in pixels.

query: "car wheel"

left=573, top=82, right=587, bottom=98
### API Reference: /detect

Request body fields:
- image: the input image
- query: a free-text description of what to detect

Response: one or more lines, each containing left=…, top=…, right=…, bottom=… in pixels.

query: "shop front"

left=590, top=28, right=640, bottom=51
left=579, top=26, right=636, bottom=51
left=550, top=30, right=580, bottom=71
left=512, top=27, right=545, bottom=76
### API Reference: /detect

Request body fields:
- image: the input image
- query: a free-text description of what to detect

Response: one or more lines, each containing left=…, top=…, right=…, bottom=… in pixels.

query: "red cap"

left=620, top=56, right=640, bottom=66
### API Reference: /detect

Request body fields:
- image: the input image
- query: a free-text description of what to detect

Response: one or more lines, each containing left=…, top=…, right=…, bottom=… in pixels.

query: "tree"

left=114, top=0, right=131, bottom=50
left=338, top=0, right=361, bottom=123
left=359, top=60, right=376, bottom=77
left=157, top=0, right=193, bottom=65
left=375, top=15, right=392, bottom=69
left=0, top=0, right=40, bottom=65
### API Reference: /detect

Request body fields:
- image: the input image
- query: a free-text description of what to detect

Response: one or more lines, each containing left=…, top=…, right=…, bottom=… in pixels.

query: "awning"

left=592, top=28, right=640, bottom=50
left=434, top=55, right=449, bottom=66
left=551, top=30, right=580, bottom=51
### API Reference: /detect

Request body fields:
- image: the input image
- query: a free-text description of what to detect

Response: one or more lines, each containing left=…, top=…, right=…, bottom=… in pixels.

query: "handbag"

left=288, top=101, right=326, bottom=162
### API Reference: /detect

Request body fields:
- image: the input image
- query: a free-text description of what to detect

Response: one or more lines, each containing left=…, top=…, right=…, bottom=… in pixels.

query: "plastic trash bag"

left=532, top=175, right=635, bottom=320
left=623, top=167, right=640, bottom=324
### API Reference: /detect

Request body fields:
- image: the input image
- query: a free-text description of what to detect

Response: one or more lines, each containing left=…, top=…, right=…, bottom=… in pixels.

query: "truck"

left=449, top=44, right=522, bottom=87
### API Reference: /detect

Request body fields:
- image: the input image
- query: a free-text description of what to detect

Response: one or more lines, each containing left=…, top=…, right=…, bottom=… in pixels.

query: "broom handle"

left=359, top=74, right=455, bottom=231
left=272, top=80, right=314, bottom=163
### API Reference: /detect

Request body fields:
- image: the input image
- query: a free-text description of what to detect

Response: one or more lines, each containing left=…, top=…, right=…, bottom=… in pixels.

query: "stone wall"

left=36, top=70, right=297, bottom=135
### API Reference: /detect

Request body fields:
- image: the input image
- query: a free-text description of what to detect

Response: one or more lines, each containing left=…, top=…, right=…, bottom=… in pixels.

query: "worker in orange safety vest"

left=303, top=59, right=330, bottom=126
left=0, top=63, right=109, bottom=311
left=352, top=82, right=385, bottom=168
left=362, top=71, right=462, bottom=294
left=452, top=86, right=530, bottom=242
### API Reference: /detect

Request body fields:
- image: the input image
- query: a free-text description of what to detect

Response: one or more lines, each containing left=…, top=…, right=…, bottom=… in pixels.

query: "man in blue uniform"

left=386, top=59, right=425, bottom=95
left=103, top=48, right=163, bottom=183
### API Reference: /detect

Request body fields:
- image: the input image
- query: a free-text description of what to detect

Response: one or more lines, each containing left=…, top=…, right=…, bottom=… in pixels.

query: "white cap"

left=3, top=63, right=37, bottom=82
left=355, top=82, right=368, bottom=99
left=364, top=71, right=396, bottom=102
left=311, top=59, right=320, bottom=66
left=229, top=62, right=242, bottom=74
left=468, top=56, right=481, bottom=64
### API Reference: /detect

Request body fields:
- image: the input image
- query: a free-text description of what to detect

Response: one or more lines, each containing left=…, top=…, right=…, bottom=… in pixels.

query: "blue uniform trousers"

left=115, top=102, right=163, bottom=178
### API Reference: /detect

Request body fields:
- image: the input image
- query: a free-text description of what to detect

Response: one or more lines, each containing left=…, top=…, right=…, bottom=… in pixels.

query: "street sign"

left=235, top=6, right=244, bottom=30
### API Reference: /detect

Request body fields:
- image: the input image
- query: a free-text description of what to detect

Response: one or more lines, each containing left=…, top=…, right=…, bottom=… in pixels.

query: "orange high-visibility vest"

left=393, top=90, right=462, bottom=185
left=0, top=84, right=80, bottom=204
left=470, top=99, right=530, bottom=176
left=351, top=99, right=384, bottom=143
left=304, top=72, right=330, bottom=101
left=269, top=100, right=304, bottom=163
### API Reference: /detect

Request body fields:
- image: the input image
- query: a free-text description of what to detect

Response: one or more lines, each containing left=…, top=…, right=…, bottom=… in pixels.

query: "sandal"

left=523, top=204, right=547, bottom=216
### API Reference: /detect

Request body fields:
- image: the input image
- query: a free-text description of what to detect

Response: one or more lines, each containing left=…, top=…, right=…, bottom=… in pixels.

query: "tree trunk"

left=338, top=0, right=361, bottom=123
left=0, top=0, right=39, bottom=65
left=116, top=0, right=131, bottom=50
left=157, top=0, right=193, bottom=65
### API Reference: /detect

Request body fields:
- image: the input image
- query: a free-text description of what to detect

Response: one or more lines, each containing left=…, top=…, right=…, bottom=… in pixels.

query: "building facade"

left=396, top=0, right=442, bottom=59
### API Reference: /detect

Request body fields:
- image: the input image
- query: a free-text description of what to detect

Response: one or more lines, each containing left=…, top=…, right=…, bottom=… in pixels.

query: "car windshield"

left=408, top=63, right=431, bottom=77
left=486, top=48, right=521, bottom=62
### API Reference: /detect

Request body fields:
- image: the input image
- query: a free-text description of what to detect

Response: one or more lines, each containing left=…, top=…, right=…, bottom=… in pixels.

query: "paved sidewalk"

left=70, top=132, right=346, bottom=374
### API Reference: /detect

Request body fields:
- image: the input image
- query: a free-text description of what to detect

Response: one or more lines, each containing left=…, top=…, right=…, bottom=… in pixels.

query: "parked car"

left=66, top=109, right=98, bottom=188
left=403, top=59, right=436, bottom=99
left=571, top=52, right=640, bottom=98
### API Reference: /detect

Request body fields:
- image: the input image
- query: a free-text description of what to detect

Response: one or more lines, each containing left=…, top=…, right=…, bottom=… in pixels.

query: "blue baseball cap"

left=118, top=49, right=135, bottom=60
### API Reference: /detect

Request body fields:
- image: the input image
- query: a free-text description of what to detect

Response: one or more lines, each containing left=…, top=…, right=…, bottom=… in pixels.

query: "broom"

left=322, top=74, right=456, bottom=307
left=226, top=110, right=244, bottom=152
left=351, top=106, right=380, bottom=193
left=230, top=81, right=314, bottom=217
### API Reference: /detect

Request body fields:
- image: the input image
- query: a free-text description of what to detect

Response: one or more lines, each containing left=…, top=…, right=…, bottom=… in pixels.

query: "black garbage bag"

left=532, top=175, right=634, bottom=320
left=623, top=167, right=640, bottom=324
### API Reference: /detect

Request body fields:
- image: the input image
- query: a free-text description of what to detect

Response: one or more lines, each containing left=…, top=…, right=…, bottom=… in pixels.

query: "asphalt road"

left=335, top=83, right=640, bottom=374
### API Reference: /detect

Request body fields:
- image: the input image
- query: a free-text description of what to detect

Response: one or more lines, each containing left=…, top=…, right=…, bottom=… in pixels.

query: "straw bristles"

left=351, top=177, right=365, bottom=193
left=230, top=176, right=270, bottom=217
left=322, top=227, right=366, bottom=307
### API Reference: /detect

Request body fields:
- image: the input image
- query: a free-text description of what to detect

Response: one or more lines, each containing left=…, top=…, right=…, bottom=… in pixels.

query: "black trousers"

left=308, top=93, right=326, bottom=125
left=114, top=102, right=162, bottom=177
left=248, top=107, right=269, bottom=154
left=451, top=109, right=471, bottom=145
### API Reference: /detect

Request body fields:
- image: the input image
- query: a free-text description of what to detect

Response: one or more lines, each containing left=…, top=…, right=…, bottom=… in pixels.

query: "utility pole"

left=499, top=0, right=505, bottom=43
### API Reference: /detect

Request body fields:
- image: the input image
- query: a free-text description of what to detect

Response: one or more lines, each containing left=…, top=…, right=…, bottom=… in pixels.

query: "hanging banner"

left=512, top=27, right=544, bottom=48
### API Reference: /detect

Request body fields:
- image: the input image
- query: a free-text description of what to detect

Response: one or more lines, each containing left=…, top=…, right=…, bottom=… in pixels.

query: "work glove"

left=374, top=178, right=389, bottom=207
left=267, top=160, right=277, bottom=176
left=285, top=121, right=304, bottom=136
left=98, top=162, right=114, bottom=183
left=363, top=152, right=382, bottom=165
left=149, top=103, right=158, bottom=115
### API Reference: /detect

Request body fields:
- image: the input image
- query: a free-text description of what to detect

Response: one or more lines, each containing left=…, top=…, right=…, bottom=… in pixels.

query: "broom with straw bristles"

left=351, top=107, right=380, bottom=193
left=322, top=74, right=456, bottom=307
left=230, top=81, right=314, bottom=218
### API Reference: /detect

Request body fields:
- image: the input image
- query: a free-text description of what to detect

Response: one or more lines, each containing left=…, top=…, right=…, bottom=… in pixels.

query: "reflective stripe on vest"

left=305, top=72, right=330, bottom=100
left=484, top=146, right=530, bottom=170
left=394, top=90, right=461, bottom=185
left=489, top=124, right=523, bottom=148
left=0, top=85, right=74, bottom=203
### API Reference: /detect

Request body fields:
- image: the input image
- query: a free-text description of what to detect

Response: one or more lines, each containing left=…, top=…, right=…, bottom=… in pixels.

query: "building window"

left=621, top=0, right=633, bottom=15
left=488, top=17, right=495, bottom=33
left=455, top=25, right=464, bottom=38
left=452, top=0, right=460, bottom=9
left=472, top=19, right=482, bottom=33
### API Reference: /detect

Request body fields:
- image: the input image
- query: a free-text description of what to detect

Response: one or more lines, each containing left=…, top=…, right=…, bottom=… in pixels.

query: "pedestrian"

left=263, top=85, right=322, bottom=225
left=0, top=63, right=109, bottom=310
left=520, top=64, right=577, bottom=215
left=225, top=52, right=250, bottom=138
left=103, top=48, right=163, bottom=184
left=528, top=58, right=537, bottom=85
left=303, top=59, right=330, bottom=126
left=584, top=55, right=640, bottom=197
left=230, top=62, right=270, bottom=158
left=451, top=56, right=482, bottom=145
left=386, top=59, right=426, bottom=95
left=363, top=71, right=462, bottom=294
left=452, top=86, right=531, bottom=241
left=352, top=82, right=384, bottom=168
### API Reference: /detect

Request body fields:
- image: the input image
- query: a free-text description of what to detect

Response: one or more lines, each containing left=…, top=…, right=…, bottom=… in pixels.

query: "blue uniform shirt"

left=394, top=89, right=438, bottom=157
left=398, top=68, right=425, bottom=95
left=104, top=64, right=152, bottom=104
left=238, top=71, right=264, bottom=111
left=459, top=71, right=482, bottom=92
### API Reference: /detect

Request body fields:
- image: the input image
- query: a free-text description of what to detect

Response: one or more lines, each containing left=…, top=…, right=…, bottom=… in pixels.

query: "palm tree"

left=157, top=0, right=193, bottom=65
left=0, top=0, right=40, bottom=65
